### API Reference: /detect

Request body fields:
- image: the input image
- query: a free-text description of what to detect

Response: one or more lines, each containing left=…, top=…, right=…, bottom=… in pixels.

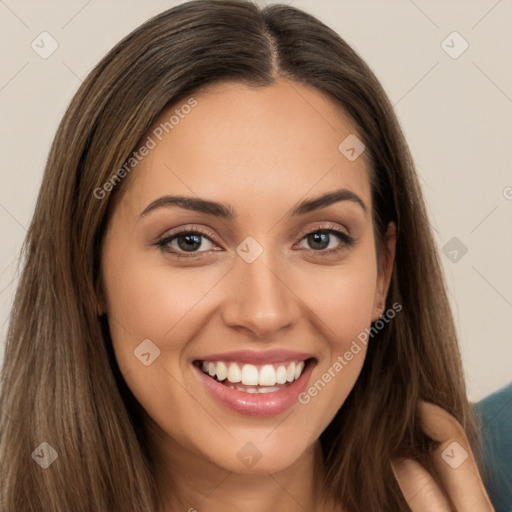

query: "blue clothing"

left=474, top=383, right=512, bottom=512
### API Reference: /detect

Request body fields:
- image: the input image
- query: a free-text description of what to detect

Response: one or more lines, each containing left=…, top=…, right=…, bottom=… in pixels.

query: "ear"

left=371, top=222, right=397, bottom=322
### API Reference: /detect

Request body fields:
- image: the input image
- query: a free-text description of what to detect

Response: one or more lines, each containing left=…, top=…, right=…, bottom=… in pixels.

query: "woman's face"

left=100, top=78, right=395, bottom=475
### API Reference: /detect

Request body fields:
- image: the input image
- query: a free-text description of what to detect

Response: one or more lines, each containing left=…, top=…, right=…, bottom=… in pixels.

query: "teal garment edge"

left=473, top=382, right=512, bottom=512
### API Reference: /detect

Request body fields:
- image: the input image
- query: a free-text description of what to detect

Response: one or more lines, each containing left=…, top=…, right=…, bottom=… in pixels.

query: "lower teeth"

left=227, top=384, right=282, bottom=393
left=220, top=380, right=289, bottom=394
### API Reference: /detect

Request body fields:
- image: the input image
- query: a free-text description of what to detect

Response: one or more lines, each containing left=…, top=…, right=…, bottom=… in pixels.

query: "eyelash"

left=154, top=224, right=355, bottom=260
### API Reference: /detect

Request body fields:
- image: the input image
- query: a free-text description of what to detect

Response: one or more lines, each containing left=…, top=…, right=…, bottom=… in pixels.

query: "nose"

left=221, top=247, right=300, bottom=339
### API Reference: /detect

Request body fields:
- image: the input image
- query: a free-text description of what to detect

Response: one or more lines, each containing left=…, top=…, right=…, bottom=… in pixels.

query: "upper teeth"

left=201, top=360, right=306, bottom=386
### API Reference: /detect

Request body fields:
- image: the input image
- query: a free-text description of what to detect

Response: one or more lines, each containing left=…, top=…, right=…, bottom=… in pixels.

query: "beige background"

left=0, top=0, right=511, bottom=402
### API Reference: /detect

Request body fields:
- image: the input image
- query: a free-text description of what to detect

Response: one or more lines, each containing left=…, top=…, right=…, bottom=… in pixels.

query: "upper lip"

left=194, top=349, right=315, bottom=365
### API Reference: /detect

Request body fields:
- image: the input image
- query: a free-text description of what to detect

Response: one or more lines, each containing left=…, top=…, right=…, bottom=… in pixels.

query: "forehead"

left=120, top=79, right=372, bottom=219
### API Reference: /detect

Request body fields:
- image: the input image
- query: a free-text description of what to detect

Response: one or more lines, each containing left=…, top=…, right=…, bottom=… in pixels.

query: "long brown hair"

left=0, top=1, right=481, bottom=510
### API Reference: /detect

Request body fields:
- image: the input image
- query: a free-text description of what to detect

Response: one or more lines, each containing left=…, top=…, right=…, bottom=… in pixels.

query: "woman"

left=0, top=1, right=496, bottom=510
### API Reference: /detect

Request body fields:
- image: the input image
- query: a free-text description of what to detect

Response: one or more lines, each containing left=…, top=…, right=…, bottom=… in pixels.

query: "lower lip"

left=193, top=361, right=315, bottom=417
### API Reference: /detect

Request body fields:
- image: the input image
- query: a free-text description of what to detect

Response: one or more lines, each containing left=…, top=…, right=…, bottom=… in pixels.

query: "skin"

left=392, top=401, right=495, bottom=511
left=99, top=79, right=493, bottom=511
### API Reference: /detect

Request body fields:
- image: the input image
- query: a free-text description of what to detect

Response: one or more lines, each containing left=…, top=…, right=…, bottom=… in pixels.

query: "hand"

left=391, top=400, right=495, bottom=511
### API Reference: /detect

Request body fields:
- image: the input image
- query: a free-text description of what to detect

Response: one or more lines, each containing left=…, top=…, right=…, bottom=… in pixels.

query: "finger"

left=391, top=457, right=452, bottom=512
left=417, top=400, right=495, bottom=512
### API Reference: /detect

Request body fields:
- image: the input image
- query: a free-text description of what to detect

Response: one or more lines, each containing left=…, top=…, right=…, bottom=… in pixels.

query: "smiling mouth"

left=194, top=359, right=314, bottom=394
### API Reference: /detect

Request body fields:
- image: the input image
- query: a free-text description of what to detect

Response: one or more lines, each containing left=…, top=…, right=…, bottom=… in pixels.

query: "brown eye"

left=156, top=228, right=217, bottom=258
left=297, top=227, right=355, bottom=254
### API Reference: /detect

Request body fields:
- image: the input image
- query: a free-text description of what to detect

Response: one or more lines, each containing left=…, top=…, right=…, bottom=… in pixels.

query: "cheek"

left=325, top=268, right=376, bottom=324
left=289, top=254, right=378, bottom=431
left=102, top=248, right=222, bottom=365
left=291, top=251, right=378, bottom=348
left=328, top=269, right=377, bottom=352
left=101, top=251, right=215, bottom=436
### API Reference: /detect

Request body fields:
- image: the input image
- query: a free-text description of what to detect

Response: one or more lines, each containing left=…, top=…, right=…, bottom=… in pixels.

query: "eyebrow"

left=140, top=188, right=367, bottom=219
